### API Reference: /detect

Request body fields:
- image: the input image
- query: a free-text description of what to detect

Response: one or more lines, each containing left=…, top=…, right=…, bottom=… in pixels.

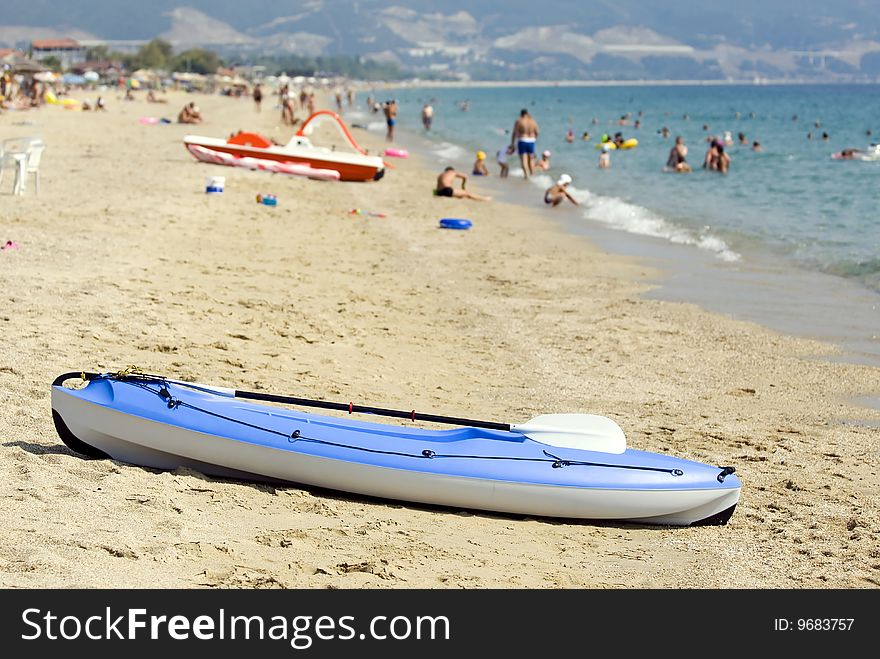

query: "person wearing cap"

left=543, top=174, right=579, bottom=207
left=536, top=150, right=552, bottom=171
left=703, top=138, right=730, bottom=172
left=472, top=150, right=490, bottom=176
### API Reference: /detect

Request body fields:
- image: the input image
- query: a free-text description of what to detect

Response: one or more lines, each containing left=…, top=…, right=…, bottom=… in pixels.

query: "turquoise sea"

left=355, top=84, right=880, bottom=364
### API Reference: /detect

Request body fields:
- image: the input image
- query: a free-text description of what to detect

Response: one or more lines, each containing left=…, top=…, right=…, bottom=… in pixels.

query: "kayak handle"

left=52, top=371, right=99, bottom=387
left=717, top=466, right=736, bottom=483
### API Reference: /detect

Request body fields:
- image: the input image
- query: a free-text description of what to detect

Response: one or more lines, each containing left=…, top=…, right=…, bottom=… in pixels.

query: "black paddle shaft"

left=51, top=371, right=512, bottom=432
left=235, top=390, right=512, bottom=432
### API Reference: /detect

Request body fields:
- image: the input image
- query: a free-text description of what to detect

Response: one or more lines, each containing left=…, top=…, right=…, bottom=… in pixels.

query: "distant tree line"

left=85, top=39, right=220, bottom=74
left=83, top=38, right=409, bottom=80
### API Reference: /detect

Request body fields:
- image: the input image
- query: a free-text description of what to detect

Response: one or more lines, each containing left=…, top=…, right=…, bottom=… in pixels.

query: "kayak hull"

left=51, top=375, right=741, bottom=527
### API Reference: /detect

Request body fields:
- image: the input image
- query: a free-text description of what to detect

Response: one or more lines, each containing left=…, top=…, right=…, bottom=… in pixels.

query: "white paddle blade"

left=510, top=414, right=627, bottom=454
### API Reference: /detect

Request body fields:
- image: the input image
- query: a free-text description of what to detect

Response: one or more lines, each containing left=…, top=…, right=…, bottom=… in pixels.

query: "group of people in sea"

left=409, top=97, right=869, bottom=208
left=432, top=107, right=580, bottom=206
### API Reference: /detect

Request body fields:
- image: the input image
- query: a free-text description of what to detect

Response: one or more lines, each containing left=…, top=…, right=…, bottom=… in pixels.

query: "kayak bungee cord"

left=58, top=368, right=635, bottom=457
left=107, top=375, right=688, bottom=478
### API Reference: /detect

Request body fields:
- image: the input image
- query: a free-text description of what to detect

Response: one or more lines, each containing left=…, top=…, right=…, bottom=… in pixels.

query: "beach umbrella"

left=13, top=57, right=48, bottom=74
left=63, top=73, right=86, bottom=85
left=33, top=71, right=57, bottom=82
left=83, top=71, right=99, bottom=82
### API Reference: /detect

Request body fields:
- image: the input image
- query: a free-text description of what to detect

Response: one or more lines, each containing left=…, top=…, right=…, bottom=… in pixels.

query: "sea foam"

left=528, top=175, right=740, bottom=262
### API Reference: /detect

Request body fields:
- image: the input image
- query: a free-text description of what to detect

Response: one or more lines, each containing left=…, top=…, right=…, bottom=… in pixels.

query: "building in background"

left=31, top=38, right=85, bottom=69
left=78, top=39, right=148, bottom=55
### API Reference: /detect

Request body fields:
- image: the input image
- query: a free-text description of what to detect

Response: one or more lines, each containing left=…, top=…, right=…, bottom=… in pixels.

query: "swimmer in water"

left=666, top=136, right=692, bottom=173
left=599, top=143, right=612, bottom=169
left=536, top=150, right=552, bottom=171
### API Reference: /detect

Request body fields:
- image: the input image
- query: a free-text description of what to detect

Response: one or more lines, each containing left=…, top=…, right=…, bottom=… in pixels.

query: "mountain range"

left=3, top=1, right=880, bottom=80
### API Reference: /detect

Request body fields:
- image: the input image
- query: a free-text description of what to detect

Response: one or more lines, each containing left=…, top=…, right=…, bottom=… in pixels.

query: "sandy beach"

left=1, top=89, right=878, bottom=589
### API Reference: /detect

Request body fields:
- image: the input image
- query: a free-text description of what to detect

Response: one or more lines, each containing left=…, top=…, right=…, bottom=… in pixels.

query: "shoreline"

left=1, top=90, right=879, bottom=588
left=372, top=102, right=880, bottom=371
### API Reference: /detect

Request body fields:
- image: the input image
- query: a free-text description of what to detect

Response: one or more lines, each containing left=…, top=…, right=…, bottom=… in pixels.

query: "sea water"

left=359, top=83, right=880, bottom=365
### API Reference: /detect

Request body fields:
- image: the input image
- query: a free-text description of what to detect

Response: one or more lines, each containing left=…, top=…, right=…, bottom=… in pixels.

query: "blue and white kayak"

left=51, top=372, right=740, bottom=526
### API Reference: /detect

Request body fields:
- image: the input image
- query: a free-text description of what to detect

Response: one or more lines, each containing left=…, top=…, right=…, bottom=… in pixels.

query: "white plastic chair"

left=21, top=141, right=45, bottom=195
left=11, top=140, right=45, bottom=196
left=0, top=136, right=41, bottom=193
left=0, top=140, right=12, bottom=189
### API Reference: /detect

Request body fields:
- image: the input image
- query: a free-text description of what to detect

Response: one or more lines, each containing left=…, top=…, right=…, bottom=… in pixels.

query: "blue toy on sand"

left=439, top=218, right=472, bottom=230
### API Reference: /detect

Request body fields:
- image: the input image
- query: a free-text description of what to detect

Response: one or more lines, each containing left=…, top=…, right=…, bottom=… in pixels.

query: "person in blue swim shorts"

left=510, top=108, right=539, bottom=179
left=383, top=99, right=398, bottom=142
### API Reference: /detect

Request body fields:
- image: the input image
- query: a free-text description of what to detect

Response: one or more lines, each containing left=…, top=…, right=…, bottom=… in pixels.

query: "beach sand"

left=1, top=89, right=878, bottom=589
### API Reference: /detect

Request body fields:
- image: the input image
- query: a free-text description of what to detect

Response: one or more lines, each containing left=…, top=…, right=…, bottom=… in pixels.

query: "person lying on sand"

left=147, top=90, right=168, bottom=104
left=434, top=166, right=492, bottom=201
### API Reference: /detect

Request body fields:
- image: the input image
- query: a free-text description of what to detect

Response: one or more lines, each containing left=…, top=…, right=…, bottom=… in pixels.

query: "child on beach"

left=598, top=143, right=611, bottom=169
left=496, top=145, right=513, bottom=178
left=536, top=150, right=551, bottom=171
left=543, top=174, right=579, bottom=207
left=472, top=151, right=489, bottom=176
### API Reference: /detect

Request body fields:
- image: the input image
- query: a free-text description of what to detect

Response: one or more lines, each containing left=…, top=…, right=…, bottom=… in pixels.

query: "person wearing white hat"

left=543, top=174, right=579, bottom=207
left=536, top=149, right=552, bottom=171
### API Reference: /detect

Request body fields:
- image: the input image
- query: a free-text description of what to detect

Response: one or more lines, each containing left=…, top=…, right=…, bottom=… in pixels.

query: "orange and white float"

left=183, top=111, right=386, bottom=182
